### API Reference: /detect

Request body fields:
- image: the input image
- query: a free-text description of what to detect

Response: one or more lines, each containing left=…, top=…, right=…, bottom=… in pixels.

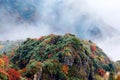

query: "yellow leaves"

left=0, top=55, right=10, bottom=69
left=0, top=58, right=4, bottom=68
left=65, top=52, right=71, bottom=56
left=62, top=64, right=69, bottom=74
left=64, top=47, right=72, bottom=56
left=2, top=55, right=9, bottom=68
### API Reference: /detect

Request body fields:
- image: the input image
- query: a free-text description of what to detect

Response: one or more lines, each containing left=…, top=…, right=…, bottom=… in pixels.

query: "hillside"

left=9, top=34, right=116, bottom=80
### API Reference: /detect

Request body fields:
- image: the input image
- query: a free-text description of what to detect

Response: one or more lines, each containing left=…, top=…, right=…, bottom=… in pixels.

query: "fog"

left=85, top=0, right=120, bottom=61
left=0, top=0, right=120, bottom=61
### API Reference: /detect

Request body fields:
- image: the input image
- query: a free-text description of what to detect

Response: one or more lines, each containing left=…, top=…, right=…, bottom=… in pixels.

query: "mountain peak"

left=11, top=34, right=116, bottom=80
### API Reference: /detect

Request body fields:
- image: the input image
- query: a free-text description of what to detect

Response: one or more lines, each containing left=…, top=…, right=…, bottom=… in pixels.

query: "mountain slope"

left=11, top=34, right=116, bottom=80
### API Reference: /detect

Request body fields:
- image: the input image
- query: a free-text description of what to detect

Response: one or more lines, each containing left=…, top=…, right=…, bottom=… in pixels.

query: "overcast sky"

left=86, top=0, right=120, bottom=30
left=85, top=0, right=120, bottom=61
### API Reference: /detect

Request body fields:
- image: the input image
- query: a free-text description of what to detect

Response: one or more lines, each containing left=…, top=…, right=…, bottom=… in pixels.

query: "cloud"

left=97, top=34, right=120, bottom=61
left=85, top=0, right=120, bottom=30
left=0, top=0, right=92, bottom=40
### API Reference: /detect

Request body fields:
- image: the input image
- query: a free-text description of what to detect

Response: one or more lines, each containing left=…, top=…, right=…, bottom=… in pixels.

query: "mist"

left=0, top=0, right=120, bottom=61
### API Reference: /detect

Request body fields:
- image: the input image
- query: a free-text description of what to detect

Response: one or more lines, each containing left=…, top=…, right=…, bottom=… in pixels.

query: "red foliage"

left=2, top=55, right=9, bottom=67
left=48, top=53, right=53, bottom=58
left=8, top=68, right=21, bottom=80
left=97, top=68, right=106, bottom=76
left=90, top=45, right=96, bottom=51
left=0, top=68, right=9, bottom=77
left=0, top=55, right=21, bottom=80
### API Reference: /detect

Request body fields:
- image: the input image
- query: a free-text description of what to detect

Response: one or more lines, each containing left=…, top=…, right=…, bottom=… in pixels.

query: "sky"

left=85, top=0, right=120, bottom=61
left=85, top=0, right=120, bottom=30
left=0, top=0, right=120, bottom=61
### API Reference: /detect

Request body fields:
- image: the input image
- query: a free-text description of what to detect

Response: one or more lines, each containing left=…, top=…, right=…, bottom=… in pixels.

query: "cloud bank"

left=0, top=0, right=117, bottom=40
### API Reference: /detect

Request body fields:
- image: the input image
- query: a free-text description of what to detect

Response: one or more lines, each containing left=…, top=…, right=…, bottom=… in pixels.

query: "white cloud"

left=97, top=35, right=120, bottom=61
left=84, top=0, right=120, bottom=61
left=85, top=0, right=120, bottom=30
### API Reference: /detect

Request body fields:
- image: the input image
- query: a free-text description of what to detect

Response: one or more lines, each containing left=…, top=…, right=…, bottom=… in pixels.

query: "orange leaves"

left=0, top=58, right=4, bottom=67
left=90, top=44, right=96, bottom=52
left=97, top=68, right=106, bottom=77
left=116, top=72, right=120, bottom=80
left=8, top=68, right=21, bottom=80
left=0, top=55, right=21, bottom=80
left=0, top=56, right=9, bottom=79
left=0, top=68, right=9, bottom=77
left=2, top=55, right=9, bottom=67
left=62, top=64, right=69, bottom=74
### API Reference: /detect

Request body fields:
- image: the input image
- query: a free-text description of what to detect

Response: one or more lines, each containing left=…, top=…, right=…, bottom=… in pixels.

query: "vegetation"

left=0, top=34, right=120, bottom=80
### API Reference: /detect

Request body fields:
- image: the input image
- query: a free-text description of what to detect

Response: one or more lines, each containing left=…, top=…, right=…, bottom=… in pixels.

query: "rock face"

left=11, top=34, right=116, bottom=80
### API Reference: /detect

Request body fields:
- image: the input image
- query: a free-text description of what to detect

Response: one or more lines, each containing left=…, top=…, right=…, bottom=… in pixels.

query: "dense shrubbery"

left=9, top=34, right=116, bottom=80
left=0, top=34, right=119, bottom=80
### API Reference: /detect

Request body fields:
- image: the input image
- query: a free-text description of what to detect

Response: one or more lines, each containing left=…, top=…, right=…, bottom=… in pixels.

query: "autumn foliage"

left=2, top=55, right=9, bottom=67
left=97, top=68, right=106, bottom=77
left=90, top=44, right=97, bottom=51
left=0, top=58, right=4, bottom=67
left=0, top=34, right=118, bottom=80
left=62, top=64, right=69, bottom=74
left=0, top=55, right=21, bottom=80
left=8, top=68, right=21, bottom=80
left=0, top=68, right=9, bottom=77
